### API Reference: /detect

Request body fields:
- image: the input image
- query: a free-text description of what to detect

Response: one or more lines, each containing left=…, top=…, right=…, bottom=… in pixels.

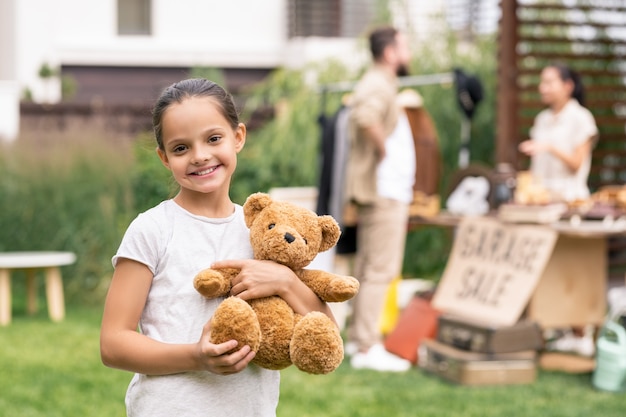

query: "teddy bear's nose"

left=284, top=232, right=296, bottom=243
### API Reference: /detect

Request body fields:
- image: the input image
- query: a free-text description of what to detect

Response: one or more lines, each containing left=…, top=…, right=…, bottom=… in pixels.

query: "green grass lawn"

left=0, top=306, right=624, bottom=417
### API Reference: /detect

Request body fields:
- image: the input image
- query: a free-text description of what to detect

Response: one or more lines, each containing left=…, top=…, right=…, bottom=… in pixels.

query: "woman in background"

left=519, top=64, right=599, bottom=357
left=518, top=63, right=598, bottom=202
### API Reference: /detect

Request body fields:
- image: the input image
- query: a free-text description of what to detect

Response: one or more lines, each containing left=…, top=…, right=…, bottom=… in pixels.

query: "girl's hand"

left=212, top=259, right=295, bottom=301
left=195, top=320, right=256, bottom=375
left=519, top=139, right=550, bottom=156
left=211, top=259, right=336, bottom=323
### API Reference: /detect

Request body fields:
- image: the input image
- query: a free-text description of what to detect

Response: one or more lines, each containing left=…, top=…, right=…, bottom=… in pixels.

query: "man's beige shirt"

left=345, top=66, right=399, bottom=205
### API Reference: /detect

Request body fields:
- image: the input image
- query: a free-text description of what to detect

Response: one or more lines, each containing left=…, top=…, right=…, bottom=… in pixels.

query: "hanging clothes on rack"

left=316, top=103, right=357, bottom=254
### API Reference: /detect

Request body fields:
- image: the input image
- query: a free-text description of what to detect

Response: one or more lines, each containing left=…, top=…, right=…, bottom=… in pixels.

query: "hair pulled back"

left=152, top=78, right=240, bottom=150
left=547, top=63, right=586, bottom=107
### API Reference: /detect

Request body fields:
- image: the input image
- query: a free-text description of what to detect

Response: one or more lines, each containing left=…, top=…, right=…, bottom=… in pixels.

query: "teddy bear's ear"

left=317, top=215, right=341, bottom=252
left=243, top=193, right=273, bottom=228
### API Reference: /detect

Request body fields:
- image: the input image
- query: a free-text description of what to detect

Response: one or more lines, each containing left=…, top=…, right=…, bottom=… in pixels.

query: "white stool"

left=0, top=251, right=76, bottom=325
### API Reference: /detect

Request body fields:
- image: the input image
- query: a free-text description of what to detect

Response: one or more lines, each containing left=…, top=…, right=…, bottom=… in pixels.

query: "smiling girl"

left=100, top=78, right=335, bottom=416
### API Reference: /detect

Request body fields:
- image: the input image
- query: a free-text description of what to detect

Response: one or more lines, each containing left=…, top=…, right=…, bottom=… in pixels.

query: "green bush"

left=131, top=132, right=177, bottom=212
left=0, top=132, right=136, bottom=304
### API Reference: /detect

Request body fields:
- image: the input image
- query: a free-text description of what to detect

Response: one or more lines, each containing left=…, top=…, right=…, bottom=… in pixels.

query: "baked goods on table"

left=499, top=171, right=625, bottom=223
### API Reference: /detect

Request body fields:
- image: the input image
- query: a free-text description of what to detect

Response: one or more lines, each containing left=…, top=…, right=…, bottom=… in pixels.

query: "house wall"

left=11, top=0, right=370, bottom=105
left=8, top=0, right=471, bottom=142
left=0, top=0, right=16, bottom=80
left=0, top=0, right=19, bottom=142
left=54, top=0, right=286, bottom=67
left=14, top=0, right=286, bottom=102
left=59, top=65, right=273, bottom=105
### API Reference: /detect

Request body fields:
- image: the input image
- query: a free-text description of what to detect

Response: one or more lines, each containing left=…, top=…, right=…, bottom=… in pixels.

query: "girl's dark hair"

left=369, top=26, right=398, bottom=61
left=548, top=63, right=586, bottom=107
left=152, top=78, right=239, bottom=150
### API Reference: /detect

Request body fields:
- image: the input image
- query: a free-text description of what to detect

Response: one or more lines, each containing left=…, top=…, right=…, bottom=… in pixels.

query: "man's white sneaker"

left=350, top=343, right=412, bottom=372
left=344, top=342, right=358, bottom=357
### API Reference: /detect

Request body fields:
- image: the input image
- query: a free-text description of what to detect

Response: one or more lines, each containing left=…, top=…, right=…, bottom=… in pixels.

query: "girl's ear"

left=235, top=123, right=246, bottom=153
left=156, top=147, right=171, bottom=169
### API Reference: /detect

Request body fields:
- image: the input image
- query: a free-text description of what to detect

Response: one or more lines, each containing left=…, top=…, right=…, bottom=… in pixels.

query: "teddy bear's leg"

left=290, top=312, right=344, bottom=374
left=209, top=297, right=261, bottom=354
left=250, top=297, right=295, bottom=370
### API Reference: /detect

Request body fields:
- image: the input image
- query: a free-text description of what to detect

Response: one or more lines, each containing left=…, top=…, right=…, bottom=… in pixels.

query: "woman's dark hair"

left=369, top=26, right=398, bottom=61
left=152, top=78, right=239, bottom=150
left=548, top=63, right=586, bottom=107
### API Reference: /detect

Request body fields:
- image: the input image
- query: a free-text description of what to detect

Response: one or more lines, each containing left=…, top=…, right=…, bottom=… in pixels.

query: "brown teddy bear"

left=193, top=192, right=360, bottom=374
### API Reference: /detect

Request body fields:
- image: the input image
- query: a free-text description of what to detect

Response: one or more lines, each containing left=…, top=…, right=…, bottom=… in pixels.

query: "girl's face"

left=538, top=66, right=574, bottom=108
left=157, top=96, right=245, bottom=199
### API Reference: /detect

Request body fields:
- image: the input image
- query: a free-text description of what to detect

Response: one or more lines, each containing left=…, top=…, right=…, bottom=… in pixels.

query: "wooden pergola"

left=496, top=0, right=626, bottom=191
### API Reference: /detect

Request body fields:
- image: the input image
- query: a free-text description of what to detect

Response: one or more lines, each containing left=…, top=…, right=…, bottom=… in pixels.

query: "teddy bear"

left=193, top=192, right=360, bottom=374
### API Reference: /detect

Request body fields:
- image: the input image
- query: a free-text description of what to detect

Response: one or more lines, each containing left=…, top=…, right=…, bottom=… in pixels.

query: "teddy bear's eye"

left=268, top=223, right=275, bottom=230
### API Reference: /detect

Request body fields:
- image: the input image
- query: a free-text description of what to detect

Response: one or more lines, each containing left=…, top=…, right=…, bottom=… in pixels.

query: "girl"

left=100, top=78, right=336, bottom=416
left=518, top=63, right=598, bottom=202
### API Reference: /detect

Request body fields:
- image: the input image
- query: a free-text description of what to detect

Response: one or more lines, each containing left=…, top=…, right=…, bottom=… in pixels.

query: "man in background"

left=343, top=26, right=415, bottom=372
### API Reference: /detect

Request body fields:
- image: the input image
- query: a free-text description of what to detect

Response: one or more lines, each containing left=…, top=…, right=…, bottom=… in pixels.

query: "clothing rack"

left=318, top=72, right=454, bottom=94
left=317, top=70, right=476, bottom=168
left=317, top=72, right=454, bottom=117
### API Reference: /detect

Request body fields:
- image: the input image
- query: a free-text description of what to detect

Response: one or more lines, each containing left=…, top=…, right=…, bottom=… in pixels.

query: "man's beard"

left=396, top=64, right=410, bottom=77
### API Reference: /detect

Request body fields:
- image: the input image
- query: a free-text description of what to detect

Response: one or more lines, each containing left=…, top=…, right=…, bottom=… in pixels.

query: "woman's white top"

left=530, top=99, right=598, bottom=201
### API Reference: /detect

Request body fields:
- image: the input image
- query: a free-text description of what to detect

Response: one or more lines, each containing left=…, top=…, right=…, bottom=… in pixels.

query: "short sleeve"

left=112, top=212, right=164, bottom=275
left=573, top=108, right=598, bottom=147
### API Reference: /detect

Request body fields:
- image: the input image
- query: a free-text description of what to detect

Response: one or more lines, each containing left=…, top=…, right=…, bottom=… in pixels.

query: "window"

left=288, top=0, right=375, bottom=38
left=118, top=0, right=151, bottom=36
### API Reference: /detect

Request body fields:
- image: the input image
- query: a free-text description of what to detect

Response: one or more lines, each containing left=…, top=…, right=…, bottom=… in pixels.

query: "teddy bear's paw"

left=324, top=276, right=360, bottom=302
left=193, top=269, right=231, bottom=298
left=290, top=312, right=343, bottom=374
left=209, top=297, right=261, bottom=354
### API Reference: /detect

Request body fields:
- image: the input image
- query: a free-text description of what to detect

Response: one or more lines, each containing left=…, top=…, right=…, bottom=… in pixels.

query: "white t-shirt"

left=376, top=111, right=416, bottom=203
left=530, top=99, right=598, bottom=201
left=112, top=200, right=279, bottom=417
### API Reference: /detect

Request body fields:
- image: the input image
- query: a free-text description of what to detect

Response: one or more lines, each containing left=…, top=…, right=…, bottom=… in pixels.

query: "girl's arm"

left=518, top=137, right=593, bottom=172
left=211, top=259, right=337, bottom=325
left=548, top=139, right=593, bottom=172
left=100, top=258, right=255, bottom=376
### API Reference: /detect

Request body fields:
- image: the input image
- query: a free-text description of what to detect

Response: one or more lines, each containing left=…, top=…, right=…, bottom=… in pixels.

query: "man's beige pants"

left=348, top=196, right=409, bottom=351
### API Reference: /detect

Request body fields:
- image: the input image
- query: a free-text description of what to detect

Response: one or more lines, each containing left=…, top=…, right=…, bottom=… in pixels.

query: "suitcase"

left=384, top=296, right=440, bottom=364
left=419, top=339, right=537, bottom=386
left=437, top=314, right=543, bottom=354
